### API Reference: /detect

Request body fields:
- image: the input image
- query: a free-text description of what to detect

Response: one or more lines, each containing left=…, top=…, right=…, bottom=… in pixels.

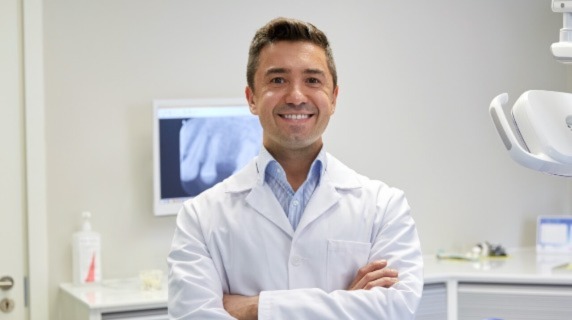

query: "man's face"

left=246, top=41, right=338, bottom=154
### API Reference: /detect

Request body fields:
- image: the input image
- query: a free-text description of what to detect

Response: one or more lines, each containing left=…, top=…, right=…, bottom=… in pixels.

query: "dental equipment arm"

left=552, top=0, right=572, bottom=62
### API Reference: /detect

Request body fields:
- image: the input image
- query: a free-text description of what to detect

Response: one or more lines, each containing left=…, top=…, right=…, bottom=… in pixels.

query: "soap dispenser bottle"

left=72, top=211, right=101, bottom=285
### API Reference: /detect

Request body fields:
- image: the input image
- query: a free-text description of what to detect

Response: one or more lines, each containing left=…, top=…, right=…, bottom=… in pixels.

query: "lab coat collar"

left=225, top=153, right=362, bottom=237
left=225, top=152, right=362, bottom=193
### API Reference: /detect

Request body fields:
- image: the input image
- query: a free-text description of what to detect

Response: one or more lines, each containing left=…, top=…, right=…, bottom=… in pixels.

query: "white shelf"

left=59, top=278, right=167, bottom=320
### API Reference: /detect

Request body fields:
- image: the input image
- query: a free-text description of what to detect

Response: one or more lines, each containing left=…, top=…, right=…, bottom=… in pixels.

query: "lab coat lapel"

left=245, top=183, right=294, bottom=238
left=226, top=159, right=294, bottom=237
left=295, top=174, right=340, bottom=234
left=295, top=153, right=362, bottom=234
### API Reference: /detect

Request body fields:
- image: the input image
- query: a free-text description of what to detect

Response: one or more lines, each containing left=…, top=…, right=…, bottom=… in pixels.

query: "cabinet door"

left=458, top=283, right=572, bottom=320
left=416, top=282, right=447, bottom=320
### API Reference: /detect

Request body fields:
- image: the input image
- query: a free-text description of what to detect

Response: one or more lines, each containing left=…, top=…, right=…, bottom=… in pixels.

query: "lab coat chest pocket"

left=326, top=239, right=371, bottom=292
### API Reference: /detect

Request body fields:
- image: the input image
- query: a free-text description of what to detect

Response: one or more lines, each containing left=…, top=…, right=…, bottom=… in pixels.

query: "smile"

left=281, top=114, right=312, bottom=120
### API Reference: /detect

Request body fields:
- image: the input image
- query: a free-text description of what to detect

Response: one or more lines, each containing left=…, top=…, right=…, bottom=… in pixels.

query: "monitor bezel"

left=152, top=98, right=253, bottom=216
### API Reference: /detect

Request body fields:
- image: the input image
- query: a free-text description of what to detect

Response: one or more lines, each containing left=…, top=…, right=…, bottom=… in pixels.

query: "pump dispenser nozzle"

left=81, top=211, right=92, bottom=231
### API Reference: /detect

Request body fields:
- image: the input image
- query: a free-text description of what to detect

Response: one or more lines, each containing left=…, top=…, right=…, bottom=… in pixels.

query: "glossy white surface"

left=424, top=248, right=572, bottom=285
left=60, top=278, right=167, bottom=311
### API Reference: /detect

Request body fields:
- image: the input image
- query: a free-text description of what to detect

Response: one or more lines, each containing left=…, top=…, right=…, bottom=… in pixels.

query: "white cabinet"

left=422, top=249, right=572, bottom=320
left=416, top=282, right=447, bottom=320
left=458, top=283, right=572, bottom=320
left=59, top=279, right=167, bottom=320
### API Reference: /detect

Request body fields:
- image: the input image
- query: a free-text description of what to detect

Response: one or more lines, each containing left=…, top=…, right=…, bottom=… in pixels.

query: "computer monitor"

left=152, top=98, right=262, bottom=216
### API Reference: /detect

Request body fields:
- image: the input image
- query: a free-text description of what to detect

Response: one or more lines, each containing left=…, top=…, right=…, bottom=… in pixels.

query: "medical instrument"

left=488, top=1, right=572, bottom=176
left=436, top=242, right=507, bottom=262
left=488, top=2, right=572, bottom=176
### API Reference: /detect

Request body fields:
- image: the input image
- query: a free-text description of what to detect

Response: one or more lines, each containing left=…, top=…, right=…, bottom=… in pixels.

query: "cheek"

left=317, top=92, right=336, bottom=115
left=262, top=90, right=280, bottom=102
left=257, top=92, right=281, bottom=114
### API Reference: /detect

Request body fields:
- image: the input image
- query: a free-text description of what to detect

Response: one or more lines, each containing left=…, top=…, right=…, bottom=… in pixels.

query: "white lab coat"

left=168, top=153, right=423, bottom=319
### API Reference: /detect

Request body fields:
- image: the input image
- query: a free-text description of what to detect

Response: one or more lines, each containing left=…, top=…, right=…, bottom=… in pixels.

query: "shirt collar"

left=256, top=146, right=327, bottom=186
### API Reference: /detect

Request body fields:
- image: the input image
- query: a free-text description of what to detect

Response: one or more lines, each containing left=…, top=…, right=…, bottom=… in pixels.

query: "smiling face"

left=246, top=41, right=338, bottom=155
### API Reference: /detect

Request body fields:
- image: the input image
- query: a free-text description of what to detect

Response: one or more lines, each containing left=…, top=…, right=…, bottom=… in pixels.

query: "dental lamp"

left=488, top=2, right=572, bottom=177
left=489, top=91, right=572, bottom=177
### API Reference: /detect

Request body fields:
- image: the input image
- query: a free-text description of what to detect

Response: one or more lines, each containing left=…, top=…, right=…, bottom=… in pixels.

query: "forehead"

left=257, top=41, right=329, bottom=73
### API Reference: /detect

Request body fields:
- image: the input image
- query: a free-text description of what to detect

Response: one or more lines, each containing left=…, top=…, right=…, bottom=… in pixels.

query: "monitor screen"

left=153, top=98, right=262, bottom=216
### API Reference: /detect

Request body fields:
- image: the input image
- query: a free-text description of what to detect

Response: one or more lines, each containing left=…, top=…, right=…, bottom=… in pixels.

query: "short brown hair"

left=246, top=17, right=337, bottom=91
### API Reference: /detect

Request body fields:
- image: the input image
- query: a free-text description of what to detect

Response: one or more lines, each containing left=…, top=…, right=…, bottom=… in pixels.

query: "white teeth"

left=283, top=114, right=310, bottom=120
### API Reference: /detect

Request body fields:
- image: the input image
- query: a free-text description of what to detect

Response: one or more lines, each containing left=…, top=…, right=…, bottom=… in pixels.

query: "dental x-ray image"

left=159, top=113, right=262, bottom=200
left=177, top=115, right=262, bottom=196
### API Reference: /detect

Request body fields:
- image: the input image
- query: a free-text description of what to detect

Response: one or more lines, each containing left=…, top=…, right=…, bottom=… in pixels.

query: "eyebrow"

left=265, top=67, right=288, bottom=76
left=303, top=68, right=326, bottom=77
left=264, top=67, right=326, bottom=77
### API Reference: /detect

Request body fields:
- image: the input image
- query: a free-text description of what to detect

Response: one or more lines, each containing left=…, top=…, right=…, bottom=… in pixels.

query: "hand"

left=223, top=294, right=259, bottom=320
left=347, top=260, right=399, bottom=290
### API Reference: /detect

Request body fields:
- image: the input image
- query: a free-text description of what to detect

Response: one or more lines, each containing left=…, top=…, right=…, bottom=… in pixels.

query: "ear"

left=245, top=86, right=257, bottom=115
left=330, top=85, right=339, bottom=115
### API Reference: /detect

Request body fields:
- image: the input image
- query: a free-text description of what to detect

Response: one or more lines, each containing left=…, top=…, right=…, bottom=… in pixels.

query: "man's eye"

left=270, top=77, right=286, bottom=84
left=307, top=78, right=321, bottom=85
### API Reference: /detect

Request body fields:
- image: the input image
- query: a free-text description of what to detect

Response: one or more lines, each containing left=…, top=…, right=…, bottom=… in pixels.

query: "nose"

left=284, top=81, right=307, bottom=107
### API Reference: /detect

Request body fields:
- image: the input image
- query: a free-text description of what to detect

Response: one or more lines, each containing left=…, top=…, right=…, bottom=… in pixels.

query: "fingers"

left=348, top=260, right=386, bottom=289
left=362, top=273, right=399, bottom=290
left=348, top=260, right=399, bottom=290
left=354, top=268, right=399, bottom=290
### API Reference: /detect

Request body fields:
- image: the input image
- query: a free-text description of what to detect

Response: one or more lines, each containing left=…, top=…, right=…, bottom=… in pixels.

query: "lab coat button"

left=291, top=256, right=302, bottom=266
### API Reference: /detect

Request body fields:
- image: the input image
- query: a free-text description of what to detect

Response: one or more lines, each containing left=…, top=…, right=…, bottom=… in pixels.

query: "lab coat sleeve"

left=167, top=201, right=234, bottom=320
left=258, top=186, right=423, bottom=320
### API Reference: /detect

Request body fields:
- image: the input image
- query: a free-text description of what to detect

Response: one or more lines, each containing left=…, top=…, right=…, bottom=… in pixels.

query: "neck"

left=266, top=143, right=322, bottom=191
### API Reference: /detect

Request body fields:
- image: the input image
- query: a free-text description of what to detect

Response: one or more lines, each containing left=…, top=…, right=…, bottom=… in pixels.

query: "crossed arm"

left=169, top=185, right=423, bottom=319
left=223, top=260, right=399, bottom=320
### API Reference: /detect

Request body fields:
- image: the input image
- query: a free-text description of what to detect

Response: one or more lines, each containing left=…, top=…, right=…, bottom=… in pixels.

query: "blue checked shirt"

left=257, top=147, right=326, bottom=231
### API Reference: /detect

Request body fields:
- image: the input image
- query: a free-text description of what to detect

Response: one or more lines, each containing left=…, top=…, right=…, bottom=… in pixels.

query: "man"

left=168, top=17, right=423, bottom=319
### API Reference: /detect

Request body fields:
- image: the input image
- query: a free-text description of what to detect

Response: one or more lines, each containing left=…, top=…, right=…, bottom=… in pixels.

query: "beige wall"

left=44, top=1, right=571, bottom=319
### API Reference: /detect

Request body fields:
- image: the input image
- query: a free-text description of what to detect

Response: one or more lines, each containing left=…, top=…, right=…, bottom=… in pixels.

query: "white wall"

left=44, top=1, right=571, bottom=319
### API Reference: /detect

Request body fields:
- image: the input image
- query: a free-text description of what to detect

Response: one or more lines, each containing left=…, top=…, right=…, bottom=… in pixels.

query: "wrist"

left=248, top=296, right=259, bottom=319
